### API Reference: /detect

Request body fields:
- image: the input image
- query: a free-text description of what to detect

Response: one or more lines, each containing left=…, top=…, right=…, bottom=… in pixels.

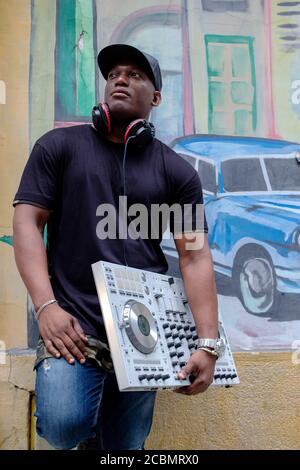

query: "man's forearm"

left=179, top=253, right=218, bottom=338
left=13, top=222, right=55, bottom=310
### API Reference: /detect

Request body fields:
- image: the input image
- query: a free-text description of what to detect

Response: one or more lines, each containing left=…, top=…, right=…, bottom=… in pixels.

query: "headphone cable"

left=121, top=136, right=135, bottom=266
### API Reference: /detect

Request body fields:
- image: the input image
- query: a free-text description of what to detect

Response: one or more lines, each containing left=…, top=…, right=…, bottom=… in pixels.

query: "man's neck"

left=106, top=123, right=127, bottom=144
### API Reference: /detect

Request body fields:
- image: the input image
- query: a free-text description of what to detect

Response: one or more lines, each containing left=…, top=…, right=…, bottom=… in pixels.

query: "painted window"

left=222, top=159, right=267, bottom=191
left=113, top=13, right=184, bottom=142
left=197, top=160, right=217, bottom=193
left=55, top=0, right=96, bottom=121
left=205, top=35, right=256, bottom=136
left=201, top=0, right=248, bottom=12
left=179, top=153, right=196, bottom=169
left=265, top=158, right=300, bottom=191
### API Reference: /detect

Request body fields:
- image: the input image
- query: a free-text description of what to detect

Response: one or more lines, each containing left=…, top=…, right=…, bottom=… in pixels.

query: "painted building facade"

left=1, top=0, right=300, bottom=451
left=1, top=0, right=300, bottom=351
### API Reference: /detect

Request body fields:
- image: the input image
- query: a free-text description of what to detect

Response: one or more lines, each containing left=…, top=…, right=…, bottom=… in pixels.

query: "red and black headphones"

left=92, top=102, right=155, bottom=149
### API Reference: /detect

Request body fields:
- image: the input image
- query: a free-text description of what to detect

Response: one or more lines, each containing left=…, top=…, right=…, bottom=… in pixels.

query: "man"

left=13, top=44, right=218, bottom=450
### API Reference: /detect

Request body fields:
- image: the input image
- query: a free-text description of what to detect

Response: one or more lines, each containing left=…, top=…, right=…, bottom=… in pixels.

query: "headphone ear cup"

left=92, top=102, right=111, bottom=134
left=124, top=119, right=155, bottom=149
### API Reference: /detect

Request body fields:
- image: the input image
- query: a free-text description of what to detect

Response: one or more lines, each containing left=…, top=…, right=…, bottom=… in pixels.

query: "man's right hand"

left=38, top=304, right=88, bottom=364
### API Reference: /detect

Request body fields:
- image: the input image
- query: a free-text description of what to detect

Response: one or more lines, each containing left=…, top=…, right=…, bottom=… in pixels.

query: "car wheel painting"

left=234, top=248, right=278, bottom=315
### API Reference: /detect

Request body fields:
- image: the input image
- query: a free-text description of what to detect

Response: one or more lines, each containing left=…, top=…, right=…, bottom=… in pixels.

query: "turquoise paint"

left=231, top=81, right=252, bottom=105
left=56, top=0, right=76, bottom=118
left=234, top=109, right=251, bottom=135
left=56, top=0, right=95, bottom=119
left=212, top=111, right=227, bottom=134
left=75, top=0, right=95, bottom=116
left=232, top=46, right=250, bottom=78
left=0, top=236, right=13, bottom=247
left=205, top=34, right=257, bottom=134
left=207, top=44, right=225, bottom=77
left=210, top=82, right=225, bottom=107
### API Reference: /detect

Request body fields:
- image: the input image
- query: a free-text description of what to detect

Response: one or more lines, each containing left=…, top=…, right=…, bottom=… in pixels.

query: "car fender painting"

left=2, top=0, right=300, bottom=350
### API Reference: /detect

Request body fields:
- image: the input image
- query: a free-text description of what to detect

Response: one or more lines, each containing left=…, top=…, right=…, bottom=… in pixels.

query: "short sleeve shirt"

left=14, top=125, right=208, bottom=340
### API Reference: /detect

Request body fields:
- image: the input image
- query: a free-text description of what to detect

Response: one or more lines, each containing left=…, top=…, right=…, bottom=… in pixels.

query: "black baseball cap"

left=97, top=44, right=162, bottom=91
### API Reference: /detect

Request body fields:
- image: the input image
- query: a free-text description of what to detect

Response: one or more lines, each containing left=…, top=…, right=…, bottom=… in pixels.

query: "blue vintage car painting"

left=162, top=135, right=300, bottom=317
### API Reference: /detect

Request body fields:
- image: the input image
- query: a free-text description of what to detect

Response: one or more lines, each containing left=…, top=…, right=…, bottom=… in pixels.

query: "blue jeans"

left=35, top=357, right=156, bottom=450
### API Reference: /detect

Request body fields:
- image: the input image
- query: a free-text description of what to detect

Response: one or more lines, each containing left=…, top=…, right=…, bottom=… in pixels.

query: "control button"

left=179, top=361, right=186, bottom=367
left=177, top=324, right=183, bottom=330
left=183, top=325, right=190, bottom=331
left=167, top=341, right=174, bottom=348
left=179, top=333, right=185, bottom=340
left=138, top=374, right=147, bottom=381
left=186, top=334, right=192, bottom=340
left=190, top=326, right=196, bottom=332
left=172, top=332, right=179, bottom=339
left=172, top=360, right=178, bottom=367
left=192, top=334, right=198, bottom=341
left=177, top=351, right=184, bottom=358
left=162, top=323, right=169, bottom=329
left=154, top=374, right=162, bottom=380
left=165, top=331, right=172, bottom=339
left=147, top=374, right=154, bottom=380
left=144, top=286, right=150, bottom=295
left=170, top=324, right=176, bottom=330
left=174, top=342, right=181, bottom=349
left=162, top=374, right=170, bottom=380
left=169, top=351, right=177, bottom=357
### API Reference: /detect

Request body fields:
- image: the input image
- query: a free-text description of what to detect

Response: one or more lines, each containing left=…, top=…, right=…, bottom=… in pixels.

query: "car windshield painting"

left=265, top=158, right=300, bottom=191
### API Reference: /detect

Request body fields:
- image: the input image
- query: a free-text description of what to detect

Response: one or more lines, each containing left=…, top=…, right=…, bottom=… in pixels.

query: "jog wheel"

left=123, top=300, right=158, bottom=354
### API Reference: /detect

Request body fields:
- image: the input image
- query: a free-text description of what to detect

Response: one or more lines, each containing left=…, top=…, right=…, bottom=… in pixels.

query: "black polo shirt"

left=13, top=125, right=207, bottom=340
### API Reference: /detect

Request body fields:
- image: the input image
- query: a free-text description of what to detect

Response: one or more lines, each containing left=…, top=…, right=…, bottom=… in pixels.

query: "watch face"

left=216, top=338, right=226, bottom=357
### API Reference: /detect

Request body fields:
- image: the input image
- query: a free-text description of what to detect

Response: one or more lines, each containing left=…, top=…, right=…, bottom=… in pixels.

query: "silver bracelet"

left=35, top=299, right=58, bottom=320
left=197, top=346, right=219, bottom=357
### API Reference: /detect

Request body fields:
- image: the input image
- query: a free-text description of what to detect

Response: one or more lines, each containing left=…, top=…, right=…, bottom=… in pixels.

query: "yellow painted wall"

left=271, top=2, right=300, bottom=140
left=0, top=0, right=31, bottom=348
left=1, top=352, right=299, bottom=449
left=30, top=0, right=56, bottom=146
left=147, top=353, right=300, bottom=450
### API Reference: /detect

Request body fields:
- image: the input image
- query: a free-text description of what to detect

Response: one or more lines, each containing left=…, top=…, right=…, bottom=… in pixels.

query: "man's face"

left=104, top=61, right=161, bottom=123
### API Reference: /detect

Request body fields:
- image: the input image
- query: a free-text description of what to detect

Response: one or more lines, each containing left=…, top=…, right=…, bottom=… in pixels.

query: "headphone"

left=92, top=102, right=155, bottom=149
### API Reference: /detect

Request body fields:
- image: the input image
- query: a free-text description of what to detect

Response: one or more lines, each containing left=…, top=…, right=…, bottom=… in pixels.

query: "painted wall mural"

left=2, top=0, right=300, bottom=351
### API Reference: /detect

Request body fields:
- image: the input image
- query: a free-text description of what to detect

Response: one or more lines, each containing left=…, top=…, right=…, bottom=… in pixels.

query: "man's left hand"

left=175, top=349, right=216, bottom=395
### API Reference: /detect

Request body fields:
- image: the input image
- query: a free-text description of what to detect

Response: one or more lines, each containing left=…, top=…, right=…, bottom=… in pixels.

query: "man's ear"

left=151, top=91, right=161, bottom=107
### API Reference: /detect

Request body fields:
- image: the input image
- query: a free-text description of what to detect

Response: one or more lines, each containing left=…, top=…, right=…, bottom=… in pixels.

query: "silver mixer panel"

left=92, top=261, right=239, bottom=391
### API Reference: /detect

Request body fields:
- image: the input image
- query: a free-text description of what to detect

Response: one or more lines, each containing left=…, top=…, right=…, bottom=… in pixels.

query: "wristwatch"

left=197, top=337, right=226, bottom=358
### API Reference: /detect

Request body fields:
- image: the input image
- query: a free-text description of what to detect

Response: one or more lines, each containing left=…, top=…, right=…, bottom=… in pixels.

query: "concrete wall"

left=148, top=352, right=300, bottom=450
left=0, top=351, right=299, bottom=450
